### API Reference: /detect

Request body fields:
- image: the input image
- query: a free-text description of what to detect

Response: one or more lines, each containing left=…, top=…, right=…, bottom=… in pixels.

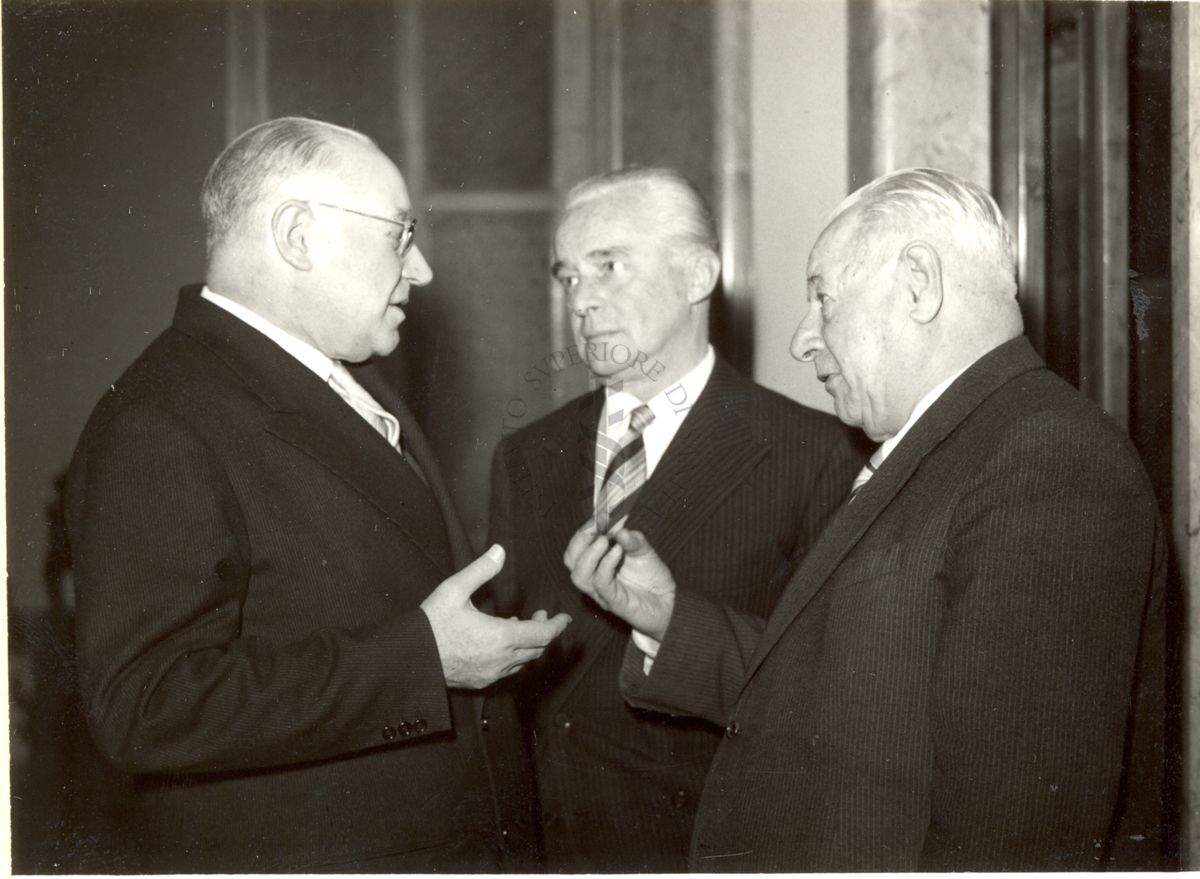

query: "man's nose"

left=403, top=245, right=433, bottom=286
left=790, top=302, right=824, bottom=362
left=570, top=277, right=603, bottom=317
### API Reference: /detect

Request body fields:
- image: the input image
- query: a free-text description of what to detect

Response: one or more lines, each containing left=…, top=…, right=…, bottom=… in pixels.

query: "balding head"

left=828, top=167, right=1021, bottom=328
left=200, top=116, right=433, bottom=363
left=791, top=168, right=1023, bottom=441
left=201, top=116, right=372, bottom=258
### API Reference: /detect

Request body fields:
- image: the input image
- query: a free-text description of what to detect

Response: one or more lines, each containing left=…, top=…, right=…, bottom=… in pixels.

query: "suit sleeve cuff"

left=630, top=629, right=661, bottom=674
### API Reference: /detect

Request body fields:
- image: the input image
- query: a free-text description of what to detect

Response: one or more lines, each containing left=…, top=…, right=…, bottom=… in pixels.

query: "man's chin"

left=831, top=399, right=862, bottom=431
left=366, top=333, right=403, bottom=361
left=584, top=359, right=624, bottom=382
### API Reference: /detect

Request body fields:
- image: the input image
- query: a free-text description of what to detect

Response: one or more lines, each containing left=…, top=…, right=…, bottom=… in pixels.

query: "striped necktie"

left=328, top=362, right=403, bottom=452
left=849, top=446, right=884, bottom=500
left=595, top=404, right=655, bottom=532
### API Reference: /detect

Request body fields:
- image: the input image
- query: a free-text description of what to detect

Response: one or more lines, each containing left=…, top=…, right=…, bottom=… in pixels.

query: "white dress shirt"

left=200, top=287, right=400, bottom=448
left=201, top=286, right=336, bottom=382
left=596, top=345, right=716, bottom=669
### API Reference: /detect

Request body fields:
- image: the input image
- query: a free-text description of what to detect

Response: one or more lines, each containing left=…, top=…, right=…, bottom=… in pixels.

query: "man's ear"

left=898, top=241, right=942, bottom=324
left=272, top=200, right=315, bottom=271
left=685, top=249, right=721, bottom=305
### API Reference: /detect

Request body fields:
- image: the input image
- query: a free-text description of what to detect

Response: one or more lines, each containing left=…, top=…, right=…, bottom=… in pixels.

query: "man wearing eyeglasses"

left=64, top=116, right=569, bottom=872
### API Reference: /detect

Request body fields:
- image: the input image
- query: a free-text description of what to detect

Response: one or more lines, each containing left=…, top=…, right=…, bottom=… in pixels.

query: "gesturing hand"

left=564, top=521, right=676, bottom=641
left=421, top=545, right=571, bottom=689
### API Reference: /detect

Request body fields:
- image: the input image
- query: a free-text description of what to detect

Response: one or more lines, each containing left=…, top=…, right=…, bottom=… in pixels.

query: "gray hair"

left=564, top=166, right=719, bottom=257
left=200, top=116, right=372, bottom=254
left=830, top=167, right=1017, bottom=293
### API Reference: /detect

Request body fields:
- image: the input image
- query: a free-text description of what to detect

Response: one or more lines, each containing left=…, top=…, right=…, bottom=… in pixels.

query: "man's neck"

left=609, top=335, right=710, bottom=402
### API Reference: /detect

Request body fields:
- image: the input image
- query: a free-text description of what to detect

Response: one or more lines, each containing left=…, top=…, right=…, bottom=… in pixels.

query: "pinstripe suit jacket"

left=623, top=337, right=1167, bottom=871
left=488, top=358, right=864, bottom=871
left=65, top=288, right=535, bottom=872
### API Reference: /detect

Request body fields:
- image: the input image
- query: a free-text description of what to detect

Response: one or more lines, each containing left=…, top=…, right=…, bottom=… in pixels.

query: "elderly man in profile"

left=567, top=167, right=1166, bottom=871
left=488, top=166, right=862, bottom=871
left=65, top=116, right=569, bottom=872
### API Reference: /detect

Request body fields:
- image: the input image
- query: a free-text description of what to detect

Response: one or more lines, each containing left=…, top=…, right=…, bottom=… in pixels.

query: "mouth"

left=581, top=329, right=618, bottom=342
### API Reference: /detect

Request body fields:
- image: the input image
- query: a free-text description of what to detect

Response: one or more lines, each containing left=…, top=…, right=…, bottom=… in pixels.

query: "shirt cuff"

left=630, top=629, right=661, bottom=676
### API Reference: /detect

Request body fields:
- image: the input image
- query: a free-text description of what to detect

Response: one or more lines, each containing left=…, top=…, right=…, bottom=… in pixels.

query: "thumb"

left=440, top=544, right=505, bottom=602
left=612, top=529, right=650, bottom=556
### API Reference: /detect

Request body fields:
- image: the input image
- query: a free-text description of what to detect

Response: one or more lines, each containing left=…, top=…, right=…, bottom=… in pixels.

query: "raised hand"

left=564, top=521, right=676, bottom=641
left=421, top=545, right=570, bottom=689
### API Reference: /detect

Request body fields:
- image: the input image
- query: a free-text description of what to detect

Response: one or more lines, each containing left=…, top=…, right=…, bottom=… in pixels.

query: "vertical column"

left=1078, top=2, right=1130, bottom=428
left=1173, top=2, right=1200, bottom=868
left=396, top=1, right=427, bottom=222
left=848, top=0, right=991, bottom=187
left=991, top=0, right=1048, bottom=354
left=225, top=0, right=268, bottom=141
left=596, top=0, right=624, bottom=172
left=714, top=0, right=754, bottom=373
left=550, top=0, right=606, bottom=401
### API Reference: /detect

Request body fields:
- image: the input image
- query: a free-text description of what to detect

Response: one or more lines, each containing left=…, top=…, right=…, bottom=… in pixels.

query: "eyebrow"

left=586, top=246, right=630, bottom=262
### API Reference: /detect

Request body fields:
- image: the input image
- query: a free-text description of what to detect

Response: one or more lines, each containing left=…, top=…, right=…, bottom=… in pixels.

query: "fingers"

left=531, top=608, right=548, bottom=622
left=612, top=528, right=653, bottom=556
left=609, top=513, right=630, bottom=534
left=563, top=518, right=601, bottom=568
left=592, top=541, right=626, bottom=599
left=568, top=532, right=615, bottom=601
left=439, top=544, right=505, bottom=602
left=499, top=613, right=571, bottom=649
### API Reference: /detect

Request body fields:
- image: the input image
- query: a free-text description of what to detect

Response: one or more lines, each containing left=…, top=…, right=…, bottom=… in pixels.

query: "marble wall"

left=848, top=0, right=991, bottom=188
left=1172, top=2, right=1200, bottom=865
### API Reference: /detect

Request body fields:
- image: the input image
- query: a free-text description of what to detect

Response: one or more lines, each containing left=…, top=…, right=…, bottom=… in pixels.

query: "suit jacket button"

left=479, top=718, right=490, bottom=731
left=398, top=721, right=413, bottom=736
left=671, top=790, right=688, bottom=809
left=553, top=713, right=571, bottom=729
left=414, top=718, right=427, bottom=733
left=725, top=720, right=739, bottom=739
left=382, top=725, right=397, bottom=741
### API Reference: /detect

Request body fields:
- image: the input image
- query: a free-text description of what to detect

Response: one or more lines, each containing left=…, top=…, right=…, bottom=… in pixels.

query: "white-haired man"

left=66, top=117, right=569, bottom=872
left=566, top=167, right=1166, bottom=870
left=489, top=167, right=863, bottom=870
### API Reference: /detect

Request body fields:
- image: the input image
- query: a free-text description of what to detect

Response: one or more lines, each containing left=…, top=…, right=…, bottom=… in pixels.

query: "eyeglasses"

left=311, top=200, right=418, bottom=257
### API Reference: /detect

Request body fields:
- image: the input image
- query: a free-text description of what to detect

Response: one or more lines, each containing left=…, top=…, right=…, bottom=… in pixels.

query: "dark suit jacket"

left=65, top=288, right=534, bottom=872
left=488, top=358, right=863, bottom=871
left=623, top=337, right=1167, bottom=871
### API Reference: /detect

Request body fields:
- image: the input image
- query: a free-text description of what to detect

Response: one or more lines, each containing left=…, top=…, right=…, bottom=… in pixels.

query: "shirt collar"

left=874, top=361, right=972, bottom=467
left=200, top=286, right=335, bottom=381
left=604, top=344, right=716, bottom=433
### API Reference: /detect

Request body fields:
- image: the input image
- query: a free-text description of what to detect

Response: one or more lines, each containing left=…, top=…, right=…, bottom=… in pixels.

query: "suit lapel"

left=532, top=391, right=611, bottom=624
left=355, top=364, right=474, bottom=569
left=629, top=360, right=770, bottom=565
left=174, top=288, right=455, bottom=579
left=736, top=337, right=1047, bottom=693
